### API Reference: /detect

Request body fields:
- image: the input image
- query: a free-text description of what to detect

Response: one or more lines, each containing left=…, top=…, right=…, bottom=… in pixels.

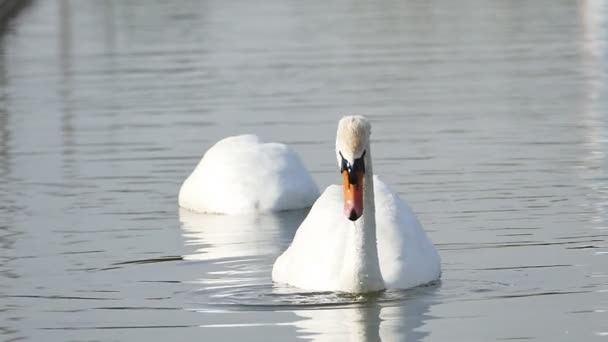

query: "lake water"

left=1, top=0, right=607, bottom=341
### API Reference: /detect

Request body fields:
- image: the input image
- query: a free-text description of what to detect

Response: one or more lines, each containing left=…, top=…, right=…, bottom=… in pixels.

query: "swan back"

left=179, top=135, right=319, bottom=214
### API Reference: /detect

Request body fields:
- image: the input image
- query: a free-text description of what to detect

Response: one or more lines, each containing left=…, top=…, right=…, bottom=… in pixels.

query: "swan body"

left=272, top=116, right=441, bottom=293
left=179, top=134, right=319, bottom=214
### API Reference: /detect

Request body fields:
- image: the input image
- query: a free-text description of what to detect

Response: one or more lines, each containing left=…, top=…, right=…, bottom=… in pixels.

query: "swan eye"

left=353, top=150, right=366, bottom=173
left=339, top=152, right=350, bottom=173
left=339, top=150, right=366, bottom=184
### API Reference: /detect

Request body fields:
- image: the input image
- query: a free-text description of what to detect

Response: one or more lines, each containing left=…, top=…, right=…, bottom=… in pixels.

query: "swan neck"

left=356, top=148, right=376, bottom=237
left=341, top=146, right=384, bottom=292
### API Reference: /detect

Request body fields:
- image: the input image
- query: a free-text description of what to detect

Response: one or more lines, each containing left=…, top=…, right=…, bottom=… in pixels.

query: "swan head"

left=336, top=115, right=371, bottom=221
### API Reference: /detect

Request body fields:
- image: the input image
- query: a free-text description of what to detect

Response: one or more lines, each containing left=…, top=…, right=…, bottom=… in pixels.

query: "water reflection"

left=179, top=208, right=306, bottom=261
left=0, top=32, right=22, bottom=341
left=576, top=4, right=608, bottom=324
left=0, top=36, right=10, bottom=188
left=179, top=208, right=307, bottom=307
left=293, top=294, right=435, bottom=342
left=295, top=305, right=383, bottom=342
left=58, top=0, right=77, bottom=183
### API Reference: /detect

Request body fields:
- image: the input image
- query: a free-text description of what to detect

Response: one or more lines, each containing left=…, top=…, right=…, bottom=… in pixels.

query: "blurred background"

left=0, top=1, right=607, bottom=341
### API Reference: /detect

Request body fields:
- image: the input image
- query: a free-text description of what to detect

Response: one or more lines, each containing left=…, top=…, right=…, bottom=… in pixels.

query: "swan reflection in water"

left=179, top=208, right=437, bottom=341
left=179, top=208, right=307, bottom=261
left=178, top=208, right=306, bottom=292
left=288, top=285, right=437, bottom=342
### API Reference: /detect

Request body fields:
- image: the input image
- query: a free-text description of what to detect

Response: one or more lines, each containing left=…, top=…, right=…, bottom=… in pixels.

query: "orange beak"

left=343, top=170, right=364, bottom=221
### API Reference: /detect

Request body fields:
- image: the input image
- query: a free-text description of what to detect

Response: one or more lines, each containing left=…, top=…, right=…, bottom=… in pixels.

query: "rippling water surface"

left=1, top=0, right=607, bottom=341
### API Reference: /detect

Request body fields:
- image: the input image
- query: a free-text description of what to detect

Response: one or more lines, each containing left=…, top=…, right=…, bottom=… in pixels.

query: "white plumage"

left=179, top=135, right=319, bottom=214
left=272, top=116, right=441, bottom=293
left=272, top=177, right=441, bottom=291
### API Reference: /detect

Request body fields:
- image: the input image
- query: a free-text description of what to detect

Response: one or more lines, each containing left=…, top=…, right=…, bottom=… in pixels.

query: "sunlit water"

left=1, top=0, right=607, bottom=341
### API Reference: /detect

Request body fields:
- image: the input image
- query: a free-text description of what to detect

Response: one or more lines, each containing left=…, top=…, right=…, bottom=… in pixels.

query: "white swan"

left=179, top=134, right=319, bottom=214
left=272, top=116, right=441, bottom=293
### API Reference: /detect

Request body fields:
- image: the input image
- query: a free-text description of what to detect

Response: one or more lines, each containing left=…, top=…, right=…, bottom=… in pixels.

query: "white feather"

left=179, top=135, right=319, bottom=214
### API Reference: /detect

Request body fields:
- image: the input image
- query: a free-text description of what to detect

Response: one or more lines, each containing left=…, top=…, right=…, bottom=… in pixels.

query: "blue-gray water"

left=1, top=0, right=607, bottom=341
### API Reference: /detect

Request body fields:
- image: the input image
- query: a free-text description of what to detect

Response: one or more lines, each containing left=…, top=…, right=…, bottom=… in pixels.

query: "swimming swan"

left=179, top=134, right=319, bottom=214
left=272, top=116, right=441, bottom=293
